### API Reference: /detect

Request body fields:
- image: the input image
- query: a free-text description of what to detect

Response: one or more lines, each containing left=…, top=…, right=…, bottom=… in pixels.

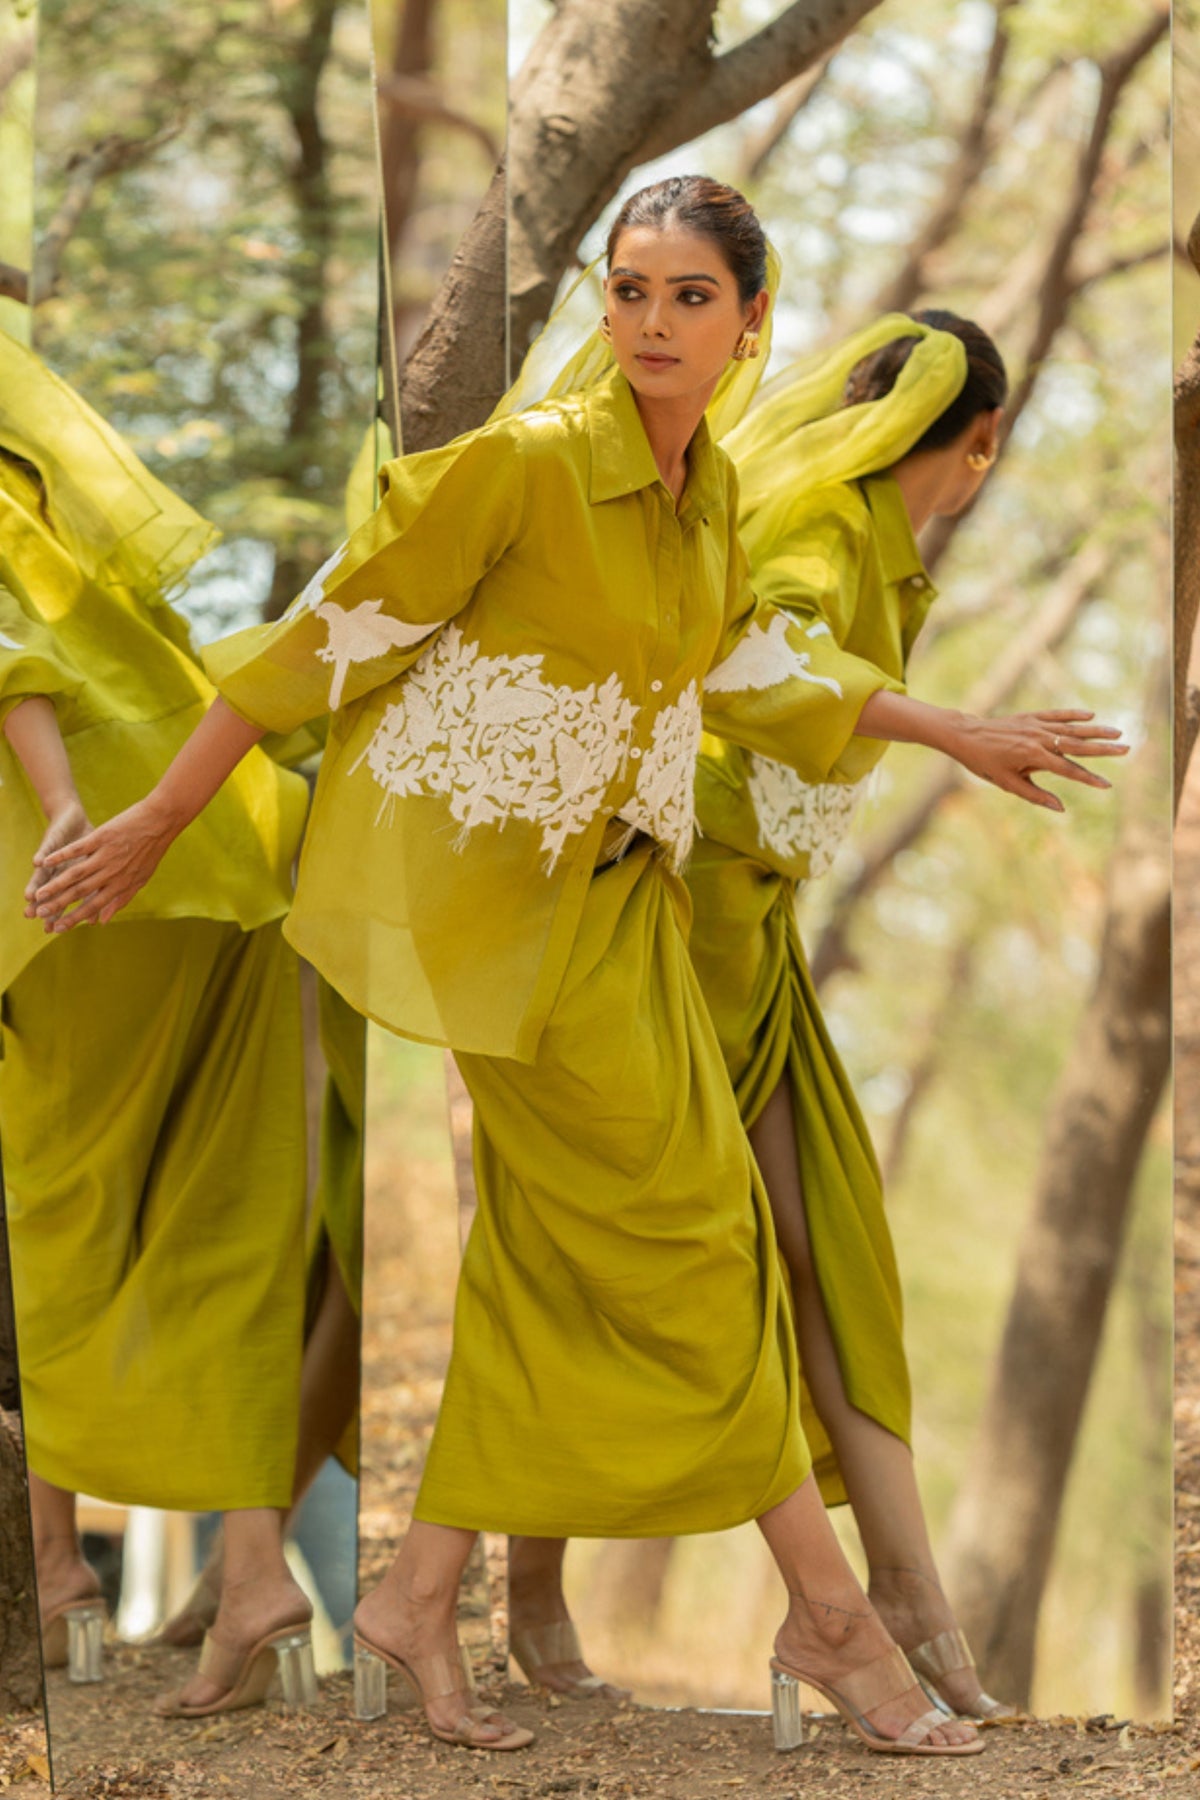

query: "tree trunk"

left=1174, top=215, right=1200, bottom=809
left=938, top=668, right=1170, bottom=1707
left=590, top=1537, right=677, bottom=1635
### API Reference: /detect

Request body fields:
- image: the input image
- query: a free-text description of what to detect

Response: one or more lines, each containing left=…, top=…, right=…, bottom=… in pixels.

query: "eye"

left=612, top=282, right=644, bottom=303
left=677, top=287, right=712, bottom=306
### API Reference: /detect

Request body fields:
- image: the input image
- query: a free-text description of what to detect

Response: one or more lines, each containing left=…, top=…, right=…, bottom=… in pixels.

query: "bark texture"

left=938, top=670, right=1170, bottom=1706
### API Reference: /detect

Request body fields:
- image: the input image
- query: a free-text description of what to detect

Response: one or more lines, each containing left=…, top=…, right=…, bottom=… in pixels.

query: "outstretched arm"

left=30, top=697, right=264, bottom=931
left=856, top=691, right=1128, bottom=813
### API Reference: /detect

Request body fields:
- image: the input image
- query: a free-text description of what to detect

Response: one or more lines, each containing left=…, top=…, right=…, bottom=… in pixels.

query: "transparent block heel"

left=66, top=1602, right=106, bottom=1685
left=771, top=1666, right=805, bottom=1751
left=354, top=1643, right=388, bottom=1721
left=275, top=1631, right=318, bottom=1709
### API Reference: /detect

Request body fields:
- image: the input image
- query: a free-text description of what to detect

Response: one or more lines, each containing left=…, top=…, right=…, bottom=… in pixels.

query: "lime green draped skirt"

left=414, top=840, right=809, bottom=1536
left=684, top=839, right=911, bottom=1506
left=0, top=918, right=307, bottom=1510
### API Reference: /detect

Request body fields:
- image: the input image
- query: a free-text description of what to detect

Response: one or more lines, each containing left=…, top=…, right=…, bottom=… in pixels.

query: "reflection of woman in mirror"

left=687, top=315, right=1026, bottom=1720
left=0, top=332, right=318, bottom=1716
left=33, top=178, right=1122, bottom=1761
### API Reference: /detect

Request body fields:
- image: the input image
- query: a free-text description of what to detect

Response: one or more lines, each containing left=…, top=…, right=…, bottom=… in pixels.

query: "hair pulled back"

left=843, top=308, right=1007, bottom=451
left=606, top=176, right=768, bottom=304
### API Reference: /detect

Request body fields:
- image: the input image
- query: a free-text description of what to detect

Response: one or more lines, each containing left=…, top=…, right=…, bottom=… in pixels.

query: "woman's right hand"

left=30, top=794, right=179, bottom=931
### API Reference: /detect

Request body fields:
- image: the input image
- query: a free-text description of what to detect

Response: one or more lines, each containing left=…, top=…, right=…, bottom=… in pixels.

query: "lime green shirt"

left=696, top=471, right=935, bottom=883
left=205, top=368, right=899, bottom=1062
left=0, top=457, right=308, bottom=993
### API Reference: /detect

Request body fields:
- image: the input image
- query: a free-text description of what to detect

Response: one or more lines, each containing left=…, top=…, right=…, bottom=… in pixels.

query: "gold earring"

left=966, top=449, right=996, bottom=472
left=598, top=315, right=612, bottom=345
left=732, top=328, right=761, bottom=362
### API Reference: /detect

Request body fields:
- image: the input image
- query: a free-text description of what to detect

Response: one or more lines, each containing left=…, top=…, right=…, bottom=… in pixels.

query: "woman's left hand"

left=940, top=708, right=1129, bottom=811
left=30, top=794, right=179, bottom=931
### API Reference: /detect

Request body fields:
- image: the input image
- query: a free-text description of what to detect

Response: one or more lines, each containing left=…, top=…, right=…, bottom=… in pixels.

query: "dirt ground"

left=3, top=794, right=1199, bottom=1797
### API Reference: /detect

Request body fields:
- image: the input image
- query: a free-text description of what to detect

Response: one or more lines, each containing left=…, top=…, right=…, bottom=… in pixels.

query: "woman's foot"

left=868, top=1567, right=1015, bottom=1719
left=356, top=1571, right=531, bottom=1747
left=35, top=1535, right=102, bottom=1625
left=150, top=1562, right=221, bottom=1648
left=774, top=1590, right=978, bottom=1749
left=507, top=1537, right=628, bottom=1700
left=164, top=1568, right=311, bottom=1713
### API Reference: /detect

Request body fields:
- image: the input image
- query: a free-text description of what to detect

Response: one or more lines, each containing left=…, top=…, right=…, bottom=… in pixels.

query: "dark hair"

left=843, top=308, right=1008, bottom=451
left=605, top=176, right=768, bottom=304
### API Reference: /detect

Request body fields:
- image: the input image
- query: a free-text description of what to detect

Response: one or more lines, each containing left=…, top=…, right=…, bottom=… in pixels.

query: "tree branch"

left=33, top=126, right=181, bottom=302
left=738, top=61, right=828, bottom=184
left=0, top=260, right=28, bottom=306
left=869, top=0, right=1020, bottom=317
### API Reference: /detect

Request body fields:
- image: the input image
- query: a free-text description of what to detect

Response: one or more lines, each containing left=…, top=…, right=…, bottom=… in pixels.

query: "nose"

left=642, top=294, right=671, bottom=339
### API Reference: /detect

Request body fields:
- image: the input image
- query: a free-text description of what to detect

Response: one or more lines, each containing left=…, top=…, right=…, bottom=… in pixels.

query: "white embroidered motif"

left=0, top=629, right=22, bottom=650
left=315, top=599, right=441, bottom=710
left=620, top=682, right=704, bottom=868
left=806, top=620, right=832, bottom=639
left=705, top=611, right=843, bottom=698
left=293, top=541, right=350, bottom=614
left=746, top=756, right=866, bottom=877
left=352, top=624, right=639, bottom=868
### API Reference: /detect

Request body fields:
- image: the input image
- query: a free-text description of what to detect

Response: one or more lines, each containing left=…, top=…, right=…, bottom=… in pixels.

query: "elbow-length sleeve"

left=702, top=476, right=903, bottom=784
left=0, top=585, right=85, bottom=727
left=204, top=422, right=528, bottom=735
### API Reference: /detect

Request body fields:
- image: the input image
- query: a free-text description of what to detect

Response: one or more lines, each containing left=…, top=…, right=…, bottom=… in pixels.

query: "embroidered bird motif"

left=705, top=611, right=843, bottom=698
left=315, top=599, right=438, bottom=709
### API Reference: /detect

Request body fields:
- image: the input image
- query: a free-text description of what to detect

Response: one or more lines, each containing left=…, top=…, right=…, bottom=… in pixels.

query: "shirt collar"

left=586, top=366, right=725, bottom=521
left=861, top=472, right=932, bottom=591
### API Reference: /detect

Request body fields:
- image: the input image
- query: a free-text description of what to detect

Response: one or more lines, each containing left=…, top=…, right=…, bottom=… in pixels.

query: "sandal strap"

left=511, top=1620, right=582, bottom=1669
left=832, top=1644, right=918, bottom=1716
left=197, top=1632, right=246, bottom=1691
left=908, top=1628, right=975, bottom=1683
left=404, top=1644, right=476, bottom=1701
left=898, top=1704, right=957, bottom=1748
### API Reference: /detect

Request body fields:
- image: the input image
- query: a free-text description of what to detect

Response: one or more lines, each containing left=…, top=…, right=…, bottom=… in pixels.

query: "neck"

left=630, top=379, right=718, bottom=502
left=888, top=453, right=952, bottom=536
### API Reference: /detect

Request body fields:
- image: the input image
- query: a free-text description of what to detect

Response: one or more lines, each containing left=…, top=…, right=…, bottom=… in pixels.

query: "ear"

left=743, top=287, right=771, bottom=335
left=971, top=406, right=1004, bottom=456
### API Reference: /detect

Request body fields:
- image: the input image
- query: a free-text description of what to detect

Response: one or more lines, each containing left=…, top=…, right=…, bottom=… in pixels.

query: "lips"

left=636, top=353, right=680, bottom=370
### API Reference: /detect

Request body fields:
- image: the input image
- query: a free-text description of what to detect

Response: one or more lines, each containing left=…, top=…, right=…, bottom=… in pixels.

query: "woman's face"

left=604, top=222, right=768, bottom=406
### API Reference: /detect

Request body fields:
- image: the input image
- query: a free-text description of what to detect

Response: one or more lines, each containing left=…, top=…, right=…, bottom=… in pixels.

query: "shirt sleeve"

left=702, top=471, right=904, bottom=784
left=0, top=583, right=85, bottom=728
left=203, top=420, right=528, bottom=734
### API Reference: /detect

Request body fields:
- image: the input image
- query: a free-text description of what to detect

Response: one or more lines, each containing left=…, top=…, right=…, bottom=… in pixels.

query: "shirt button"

left=630, top=747, right=643, bottom=759
left=911, top=575, right=927, bottom=589
left=650, top=680, right=663, bottom=692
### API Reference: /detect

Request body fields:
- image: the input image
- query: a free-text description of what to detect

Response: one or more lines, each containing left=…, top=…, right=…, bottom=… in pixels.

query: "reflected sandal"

left=41, top=1598, right=106, bottom=1684
left=770, top=1646, right=984, bottom=1756
left=510, top=1621, right=630, bottom=1701
left=157, top=1619, right=317, bottom=1717
left=907, top=1627, right=1017, bottom=1720
left=354, top=1628, right=533, bottom=1750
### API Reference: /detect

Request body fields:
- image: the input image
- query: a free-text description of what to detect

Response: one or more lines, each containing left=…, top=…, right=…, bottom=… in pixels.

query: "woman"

left=689, top=311, right=1029, bottom=1720
left=0, top=332, right=317, bottom=1715
left=33, top=178, right=1121, bottom=1759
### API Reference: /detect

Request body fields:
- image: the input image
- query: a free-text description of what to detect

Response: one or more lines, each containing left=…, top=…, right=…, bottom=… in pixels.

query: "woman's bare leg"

left=749, top=1074, right=997, bottom=1715
left=759, top=1477, right=975, bottom=1745
left=170, top=1506, right=307, bottom=1708
left=28, top=1473, right=100, bottom=1617
left=356, top=1520, right=525, bottom=1741
left=158, top=1252, right=360, bottom=1647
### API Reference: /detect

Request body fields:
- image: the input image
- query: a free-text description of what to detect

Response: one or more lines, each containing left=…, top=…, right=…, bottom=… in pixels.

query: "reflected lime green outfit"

left=205, top=367, right=899, bottom=1535
left=0, top=332, right=310, bottom=1509
left=690, top=319, right=963, bottom=1502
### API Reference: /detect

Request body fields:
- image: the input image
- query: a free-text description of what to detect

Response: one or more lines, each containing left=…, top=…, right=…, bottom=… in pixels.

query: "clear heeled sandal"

left=156, top=1619, right=318, bottom=1717
left=906, top=1627, right=1017, bottom=1720
left=354, top=1628, right=534, bottom=1750
left=769, top=1645, right=984, bottom=1757
left=41, top=1598, right=107, bottom=1684
left=509, top=1621, right=630, bottom=1701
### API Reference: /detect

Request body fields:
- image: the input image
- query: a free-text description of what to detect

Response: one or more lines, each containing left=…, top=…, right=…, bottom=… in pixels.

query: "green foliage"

left=34, top=0, right=380, bottom=635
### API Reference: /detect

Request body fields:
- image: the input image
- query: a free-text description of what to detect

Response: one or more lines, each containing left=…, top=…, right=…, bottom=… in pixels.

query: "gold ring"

left=1053, top=735, right=1061, bottom=752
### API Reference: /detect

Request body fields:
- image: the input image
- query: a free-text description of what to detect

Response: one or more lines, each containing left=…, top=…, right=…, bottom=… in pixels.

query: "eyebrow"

left=610, top=267, right=723, bottom=286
